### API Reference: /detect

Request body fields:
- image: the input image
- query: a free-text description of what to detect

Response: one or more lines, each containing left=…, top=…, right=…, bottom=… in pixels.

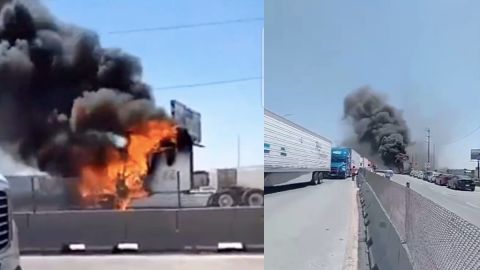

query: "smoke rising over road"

left=343, top=87, right=410, bottom=168
left=0, top=0, right=175, bottom=176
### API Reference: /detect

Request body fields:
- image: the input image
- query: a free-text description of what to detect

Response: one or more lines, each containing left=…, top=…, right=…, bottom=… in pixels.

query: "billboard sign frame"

left=471, top=149, right=480, bottom=160
left=171, top=100, right=202, bottom=144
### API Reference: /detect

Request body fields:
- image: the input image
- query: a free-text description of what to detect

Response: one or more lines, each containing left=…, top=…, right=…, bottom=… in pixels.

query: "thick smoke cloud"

left=0, top=0, right=173, bottom=175
left=343, top=87, right=410, bottom=168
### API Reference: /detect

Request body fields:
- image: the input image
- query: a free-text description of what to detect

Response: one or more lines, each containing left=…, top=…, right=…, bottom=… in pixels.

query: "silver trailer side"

left=264, top=109, right=332, bottom=187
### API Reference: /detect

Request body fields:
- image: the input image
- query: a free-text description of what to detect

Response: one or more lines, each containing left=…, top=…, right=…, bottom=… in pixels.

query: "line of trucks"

left=264, top=109, right=373, bottom=187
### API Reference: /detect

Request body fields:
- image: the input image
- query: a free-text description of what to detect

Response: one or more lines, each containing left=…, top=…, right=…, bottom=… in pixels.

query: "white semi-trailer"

left=351, top=149, right=362, bottom=171
left=264, top=109, right=332, bottom=187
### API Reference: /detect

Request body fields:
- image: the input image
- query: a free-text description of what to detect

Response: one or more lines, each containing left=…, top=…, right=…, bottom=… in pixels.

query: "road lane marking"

left=465, top=202, right=480, bottom=209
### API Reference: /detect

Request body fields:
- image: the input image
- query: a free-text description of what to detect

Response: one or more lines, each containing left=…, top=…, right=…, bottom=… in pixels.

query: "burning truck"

left=7, top=100, right=262, bottom=211
left=0, top=0, right=261, bottom=211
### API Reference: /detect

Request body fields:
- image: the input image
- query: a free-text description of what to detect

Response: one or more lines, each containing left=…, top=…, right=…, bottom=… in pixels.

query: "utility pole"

left=432, top=143, right=435, bottom=170
left=426, top=128, right=431, bottom=169
left=477, top=159, right=479, bottom=179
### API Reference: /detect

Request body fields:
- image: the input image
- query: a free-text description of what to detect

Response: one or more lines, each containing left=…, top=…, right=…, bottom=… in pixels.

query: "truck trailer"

left=204, top=166, right=264, bottom=207
left=329, top=147, right=362, bottom=179
left=264, top=109, right=332, bottom=187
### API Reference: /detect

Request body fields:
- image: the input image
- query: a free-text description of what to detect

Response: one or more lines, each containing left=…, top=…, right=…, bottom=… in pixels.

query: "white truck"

left=264, top=109, right=332, bottom=187
left=351, top=149, right=362, bottom=171
left=0, top=174, right=21, bottom=270
left=204, top=166, right=264, bottom=207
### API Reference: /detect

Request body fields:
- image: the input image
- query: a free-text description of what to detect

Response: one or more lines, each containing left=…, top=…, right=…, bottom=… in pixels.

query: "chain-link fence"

left=363, top=170, right=480, bottom=270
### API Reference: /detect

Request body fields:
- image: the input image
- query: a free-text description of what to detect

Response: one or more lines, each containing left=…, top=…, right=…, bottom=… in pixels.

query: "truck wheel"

left=310, top=172, right=318, bottom=185
left=242, top=189, right=264, bottom=206
left=207, top=194, right=217, bottom=207
left=217, top=192, right=235, bottom=207
left=317, top=172, right=324, bottom=184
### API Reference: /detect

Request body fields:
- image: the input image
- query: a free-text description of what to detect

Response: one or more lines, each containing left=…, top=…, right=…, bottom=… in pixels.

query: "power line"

left=107, top=17, right=264, bottom=34
left=154, top=76, right=262, bottom=90
left=441, top=124, right=480, bottom=146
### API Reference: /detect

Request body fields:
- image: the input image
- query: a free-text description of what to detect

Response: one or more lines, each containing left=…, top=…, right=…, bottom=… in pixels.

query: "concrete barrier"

left=21, top=211, right=126, bottom=252
left=13, top=207, right=264, bottom=253
left=13, top=213, right=30, bottom=250
left=123, top=209, right=178, bottom=251
left=232, top=207, right=264, bottom=248
left=177, top=208, right=236, bottom=248
left=360, top=178, right=413, bottom=270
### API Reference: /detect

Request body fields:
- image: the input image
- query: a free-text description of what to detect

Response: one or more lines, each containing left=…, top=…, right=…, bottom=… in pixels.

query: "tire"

left=242, top=189, right=264, bottom=206
left=207, top=194, right=217, bottom=207
left=217, top=192, right=236, bottom=207
left=317, top=172, right=324, bottom=184
left=311, top=172, right=318, bottom=185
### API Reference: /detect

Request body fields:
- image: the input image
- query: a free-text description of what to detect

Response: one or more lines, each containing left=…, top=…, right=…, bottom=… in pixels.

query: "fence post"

left=31, top=177, right=37, bottom=213
left=176, top=171, right=182, bottom=208
left=404, top=182, right=410, bottom=244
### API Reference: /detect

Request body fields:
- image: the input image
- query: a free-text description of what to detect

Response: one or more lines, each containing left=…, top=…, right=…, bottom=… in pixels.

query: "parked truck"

left=329, top=147, right=362, bottom=179
left=207, top=167, right=263, bottom=207
left=191, top=166, right=264, bottom=207
left=264, top=109, right=332, bottom=187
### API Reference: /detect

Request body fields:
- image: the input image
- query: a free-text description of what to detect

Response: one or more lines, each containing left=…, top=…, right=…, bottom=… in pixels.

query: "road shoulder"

left=342, top=182, right=359, bottom=270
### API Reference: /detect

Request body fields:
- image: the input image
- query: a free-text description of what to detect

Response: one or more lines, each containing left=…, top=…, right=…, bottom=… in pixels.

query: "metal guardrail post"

left=176, top=171, right=182, bottom=209
left=31, top=177, right=37, bottom=213
left=404, top=182, right=410, bottom=244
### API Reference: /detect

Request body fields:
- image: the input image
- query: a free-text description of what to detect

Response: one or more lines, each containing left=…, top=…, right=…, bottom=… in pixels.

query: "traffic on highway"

left=0, top=0, right=264, bottom=269
left=265, top=0, right=480, bottom=269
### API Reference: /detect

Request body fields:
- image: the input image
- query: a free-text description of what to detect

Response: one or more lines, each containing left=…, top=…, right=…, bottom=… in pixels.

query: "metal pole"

left=31, top=177, right=36, bottom=213
left=433, top=143, right=435, bottom=170
left=177, top=171, right=182, bottom=208
left=427, top=128, right=431, bottom=169
left=404, top=182, right=410, bottom=243
left=261, top=28, right=264, bottom=107
left=477, top=159, right=480, bottom=179
left=237, top=135, right=241, bottom=169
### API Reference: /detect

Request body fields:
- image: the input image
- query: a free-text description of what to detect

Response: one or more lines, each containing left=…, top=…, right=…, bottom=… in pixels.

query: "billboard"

left=171, top=100, right=201, bottom=144
left=472, top=149, right=480, bottom=160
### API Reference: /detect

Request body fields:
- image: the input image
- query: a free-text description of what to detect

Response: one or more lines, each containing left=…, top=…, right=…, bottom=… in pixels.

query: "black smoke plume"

left=343, top=87, right=410, bottom=169
left=0, top=0, right=175, bottom=175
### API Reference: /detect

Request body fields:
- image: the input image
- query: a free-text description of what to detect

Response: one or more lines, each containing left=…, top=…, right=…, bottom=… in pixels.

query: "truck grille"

left=0, top=191, right=9, bottom=250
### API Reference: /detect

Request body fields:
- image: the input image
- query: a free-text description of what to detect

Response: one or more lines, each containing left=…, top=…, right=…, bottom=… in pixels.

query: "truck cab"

left=330, top=148, right=351, bottom=179
left=0, top=174, right=21, bottom=270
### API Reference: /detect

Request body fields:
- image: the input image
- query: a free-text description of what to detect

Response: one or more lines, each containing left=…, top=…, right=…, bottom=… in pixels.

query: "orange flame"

left=78, top=120, right=177, bottom=210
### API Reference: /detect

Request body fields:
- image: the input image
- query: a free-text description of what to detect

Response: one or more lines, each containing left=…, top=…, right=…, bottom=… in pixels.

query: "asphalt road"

left=20, top=254, right=264, bottom=270
left=265, top=179, right=358, bottom=270
left=391, top=174, right=480, bottom=227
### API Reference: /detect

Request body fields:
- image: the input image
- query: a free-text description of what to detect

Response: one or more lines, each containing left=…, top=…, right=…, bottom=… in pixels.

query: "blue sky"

left=266, top=0, right=480, bottom=169
left=43, top=0, right=264, bottom=170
